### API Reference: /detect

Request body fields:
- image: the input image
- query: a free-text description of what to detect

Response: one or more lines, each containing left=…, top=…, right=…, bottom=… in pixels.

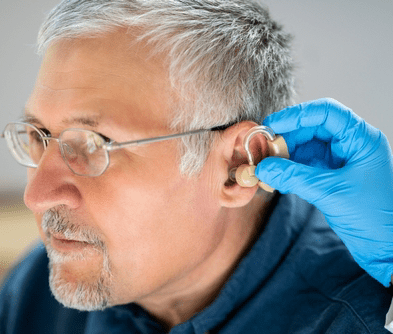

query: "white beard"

left=42, top=207, right=113, bottom=311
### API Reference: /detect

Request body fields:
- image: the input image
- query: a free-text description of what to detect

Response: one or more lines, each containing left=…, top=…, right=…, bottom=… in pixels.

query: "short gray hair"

left=37, top=0, right=295, bottom=175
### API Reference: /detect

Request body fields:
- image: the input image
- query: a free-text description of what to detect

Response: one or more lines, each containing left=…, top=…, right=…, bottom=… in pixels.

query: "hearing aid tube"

left=231, top=126, right=289, bottom=193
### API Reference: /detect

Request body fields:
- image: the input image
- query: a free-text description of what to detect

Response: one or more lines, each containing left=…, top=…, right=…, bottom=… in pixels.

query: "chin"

left=46, top=244, right=114, bottom=311
left=49, top=264, right=112, bottom=311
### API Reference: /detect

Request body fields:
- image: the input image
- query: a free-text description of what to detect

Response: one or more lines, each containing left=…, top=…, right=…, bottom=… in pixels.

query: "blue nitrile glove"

left=255, top=98, right=393, bottom=287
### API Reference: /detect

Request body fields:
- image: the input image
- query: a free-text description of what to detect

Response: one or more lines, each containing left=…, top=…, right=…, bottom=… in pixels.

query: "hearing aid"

left=229, top=126, right=289, bottom=193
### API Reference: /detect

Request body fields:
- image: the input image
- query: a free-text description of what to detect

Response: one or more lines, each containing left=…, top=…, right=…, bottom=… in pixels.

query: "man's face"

left=23, top=30, right=227, bottom=310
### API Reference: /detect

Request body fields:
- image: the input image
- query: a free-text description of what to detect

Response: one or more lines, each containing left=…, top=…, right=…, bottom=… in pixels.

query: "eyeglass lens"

left=4, top=123, right=44, bottom=168
left=4, top=123, right=109, bottom=176
left=60, top=130, right=109, bottom=176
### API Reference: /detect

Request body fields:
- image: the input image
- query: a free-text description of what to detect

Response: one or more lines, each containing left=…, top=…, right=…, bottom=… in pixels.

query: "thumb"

left=255, top=157, right=336, bottom=206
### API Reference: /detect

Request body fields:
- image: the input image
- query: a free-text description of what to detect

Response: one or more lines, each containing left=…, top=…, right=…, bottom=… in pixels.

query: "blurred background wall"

left=0, top=0, right=392, bottom=279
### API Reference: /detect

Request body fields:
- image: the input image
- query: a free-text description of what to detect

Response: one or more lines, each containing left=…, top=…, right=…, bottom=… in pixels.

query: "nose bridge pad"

left=62, top=142, right=74, bottom=155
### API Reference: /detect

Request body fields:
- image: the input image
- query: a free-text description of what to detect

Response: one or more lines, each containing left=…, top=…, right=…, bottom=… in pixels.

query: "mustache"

left=42, top=206, right=104, bottom=249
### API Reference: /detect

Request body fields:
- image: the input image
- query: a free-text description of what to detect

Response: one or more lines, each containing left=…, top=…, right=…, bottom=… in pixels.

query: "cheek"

left=91, top=174, right=218, bottom=255
left=82, top=159, right=223, bottom=297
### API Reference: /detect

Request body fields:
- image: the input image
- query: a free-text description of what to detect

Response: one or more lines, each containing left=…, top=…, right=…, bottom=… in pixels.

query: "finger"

left=255, top=157, right=336, bottom=205
left=289, top=139, right=343, bottom=169
left=264, top=98, right=381, bottom=165
left=263, top=98, right=355, bottom=135
left=281, top=126, right=335, bottom=154
left=281, top=125, right=350, bottom=165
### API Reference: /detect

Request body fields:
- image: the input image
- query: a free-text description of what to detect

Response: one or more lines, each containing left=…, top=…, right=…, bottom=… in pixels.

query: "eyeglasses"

left=1, top=122, right=231, bottom=177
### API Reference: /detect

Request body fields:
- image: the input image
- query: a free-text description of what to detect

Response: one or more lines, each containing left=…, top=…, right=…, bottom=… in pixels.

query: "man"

left=1, top=0, right=393, bottom=333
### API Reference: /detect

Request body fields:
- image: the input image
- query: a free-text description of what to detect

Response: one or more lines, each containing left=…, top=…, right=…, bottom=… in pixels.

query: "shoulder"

left=283, top=195, right=392, bottom=333
left=0, top=242, right=88, bottom=334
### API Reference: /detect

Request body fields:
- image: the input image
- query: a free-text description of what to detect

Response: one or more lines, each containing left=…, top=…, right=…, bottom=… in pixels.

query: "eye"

left=39, top=128, right=51, bottom=137
left=97, top=132, right=113, bottom=143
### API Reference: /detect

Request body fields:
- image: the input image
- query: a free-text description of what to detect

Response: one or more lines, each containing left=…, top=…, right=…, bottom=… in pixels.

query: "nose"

left=24, top=140, right=82, bottom=213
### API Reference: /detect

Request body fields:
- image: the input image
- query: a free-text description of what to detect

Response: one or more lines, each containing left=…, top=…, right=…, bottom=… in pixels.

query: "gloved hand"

left=255, top=98, right=393, bottom=287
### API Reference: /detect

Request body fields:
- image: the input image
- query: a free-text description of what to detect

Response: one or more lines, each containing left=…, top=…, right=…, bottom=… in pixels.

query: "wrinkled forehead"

left=26, top=29, right=178, bottom=137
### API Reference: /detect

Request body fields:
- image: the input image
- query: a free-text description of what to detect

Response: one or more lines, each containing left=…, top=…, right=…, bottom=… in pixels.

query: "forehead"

left=26, top=29, right=176, bottom=136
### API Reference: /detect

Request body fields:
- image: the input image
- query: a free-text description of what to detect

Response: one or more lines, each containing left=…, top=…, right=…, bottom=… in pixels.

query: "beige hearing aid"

left=230, top=126, right=289, bottom=193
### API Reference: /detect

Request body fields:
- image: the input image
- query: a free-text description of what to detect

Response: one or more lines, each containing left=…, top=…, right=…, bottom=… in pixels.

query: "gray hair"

left=37, top=0, right=295, bottom=176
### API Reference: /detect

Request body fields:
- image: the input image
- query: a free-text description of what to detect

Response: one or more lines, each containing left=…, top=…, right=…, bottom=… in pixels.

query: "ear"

left=216, top=121, right=270, bottom=208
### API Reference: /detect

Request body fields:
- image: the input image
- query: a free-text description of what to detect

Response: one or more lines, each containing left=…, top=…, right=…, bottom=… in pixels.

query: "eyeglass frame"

left=0, top=121, right=234, bottom=177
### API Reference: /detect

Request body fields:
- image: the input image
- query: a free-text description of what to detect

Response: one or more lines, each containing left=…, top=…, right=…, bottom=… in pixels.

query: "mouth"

left=50, top=233, right=93, bottom=253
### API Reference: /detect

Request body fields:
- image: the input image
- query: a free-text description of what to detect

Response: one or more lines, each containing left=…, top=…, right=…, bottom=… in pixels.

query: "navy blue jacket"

left=1, top=194, right=391, bottom=333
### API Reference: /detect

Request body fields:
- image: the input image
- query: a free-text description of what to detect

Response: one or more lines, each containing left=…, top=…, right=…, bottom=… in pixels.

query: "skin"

left=23, top=29, right=272, bottom=329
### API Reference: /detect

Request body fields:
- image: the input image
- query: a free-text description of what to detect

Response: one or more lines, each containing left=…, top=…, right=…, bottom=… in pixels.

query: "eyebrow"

left=22, top=112, right=43, bottom=125
left=62, top=115, right=101, bottom=127
left=22, top=110, right=101, bottom=128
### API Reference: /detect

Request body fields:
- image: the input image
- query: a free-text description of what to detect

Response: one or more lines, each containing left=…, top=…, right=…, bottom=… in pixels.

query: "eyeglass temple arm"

left=104, top=123, right=235, bottom=152
left=0, top=122, right=234, bottom=147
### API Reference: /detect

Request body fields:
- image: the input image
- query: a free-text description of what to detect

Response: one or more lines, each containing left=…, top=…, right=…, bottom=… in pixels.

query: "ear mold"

left=230, top=126, right=289, bottom=193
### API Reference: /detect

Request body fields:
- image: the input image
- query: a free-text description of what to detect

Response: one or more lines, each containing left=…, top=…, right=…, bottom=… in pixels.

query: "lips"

left=50, top=233, right=92, bottom=252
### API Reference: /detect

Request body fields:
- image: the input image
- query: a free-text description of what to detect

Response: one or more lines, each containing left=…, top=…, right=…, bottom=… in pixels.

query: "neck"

left=136, top=192, right=275, bottom=330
